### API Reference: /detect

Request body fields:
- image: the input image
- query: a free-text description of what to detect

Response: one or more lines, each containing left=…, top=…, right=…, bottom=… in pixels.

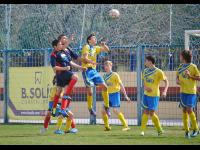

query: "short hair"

left=57, top=34, right=66, bottom=41
left=146, top=55, right=156, bottom=64
left=181, top=50, right=192, bottom=63
left=52, top=39, right=59, bottom=47
left=87, top=33, right=95, bottom=44
left=104, top=60, right=113, bottom=66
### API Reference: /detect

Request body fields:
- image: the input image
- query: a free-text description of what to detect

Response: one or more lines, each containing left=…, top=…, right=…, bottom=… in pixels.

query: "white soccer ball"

left=109, top=9, right=120, bottom=19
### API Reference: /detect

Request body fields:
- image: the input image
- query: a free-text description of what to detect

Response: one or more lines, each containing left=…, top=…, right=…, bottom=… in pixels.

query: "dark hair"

left=52, top=39, right=59, bottom=47
left=87, top=33, right=95, bottom=44
left=181, top=50, right=192, bottom=63
left=57, top=34, right=66, bottom=41
left=146, top=55, right=156, bottom=64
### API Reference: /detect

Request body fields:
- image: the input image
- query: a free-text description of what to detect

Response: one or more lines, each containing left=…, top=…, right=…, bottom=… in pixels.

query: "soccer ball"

left=109, top=9, right=120, bottom=19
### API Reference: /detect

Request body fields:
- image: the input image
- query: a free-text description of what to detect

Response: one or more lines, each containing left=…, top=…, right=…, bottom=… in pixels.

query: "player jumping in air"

left=101, top=61, right=131, bottom=131
left=141, top=56, right=169, bottom=136
left=176, top=50, right=200, bottom=139
left=81, top=33, right=110, bottom=117
left=50, top=39, right=86, bottom=118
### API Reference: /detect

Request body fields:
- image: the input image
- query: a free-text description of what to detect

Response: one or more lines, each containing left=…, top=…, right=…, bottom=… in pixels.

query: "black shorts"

left=56, top=71, right=74, bottom=87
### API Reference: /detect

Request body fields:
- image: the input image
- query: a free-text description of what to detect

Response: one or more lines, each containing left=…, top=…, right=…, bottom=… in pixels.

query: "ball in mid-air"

left=109, top=9, right=120, bottom=19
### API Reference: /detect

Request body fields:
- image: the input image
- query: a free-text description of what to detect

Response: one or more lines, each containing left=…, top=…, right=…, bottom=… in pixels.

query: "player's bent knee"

left=149, top=111, right=155, bottom=116
left=187, top=108, right=193, bottom=114
left=87, top=88, right=93, bottom=96
left=100, top=84, right=107, bottom=91
left=143, top=109, right=149, bottom=115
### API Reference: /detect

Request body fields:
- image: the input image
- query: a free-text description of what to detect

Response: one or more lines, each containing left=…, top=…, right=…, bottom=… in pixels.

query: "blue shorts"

left=56, top=71, right=74, bottom=87
left=180, top=93, right=197, bottom=108
left=82, top=68, right=104, bottom=87
left=142, top=95, right=159, bottom=111
left=109, top=92, right=121, bottom=108
left=48, top=101, right=70, bottom=117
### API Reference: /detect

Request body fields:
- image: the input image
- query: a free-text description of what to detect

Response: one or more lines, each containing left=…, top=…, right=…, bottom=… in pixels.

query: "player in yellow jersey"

left=141, top=56, right=169, bottom=136
left=101, top=61, right=131, bottom=131
left=81, top=33, right=110, bottom=117
left=176, top=50, right=200, bottom=139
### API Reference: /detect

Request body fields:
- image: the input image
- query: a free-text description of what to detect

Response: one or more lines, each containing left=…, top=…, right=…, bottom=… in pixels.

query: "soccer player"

left=51, top=39, right=86, bottom=117
left=40, top=76, right=77, bottom=134
left=54, top=108, right=78, bottom=135
left=81, top=33, right=110, bottom=117
left=141, top=56, right=169, bottom=136
left=56, top=34, right=82, bottom=108
left=101, top=61, right=131, bottom=131
left=176, top=50, right=200, bottom=139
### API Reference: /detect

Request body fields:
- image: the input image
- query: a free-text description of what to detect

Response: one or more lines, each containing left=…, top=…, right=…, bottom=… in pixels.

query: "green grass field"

left=0, top=124, right=200, bottom=145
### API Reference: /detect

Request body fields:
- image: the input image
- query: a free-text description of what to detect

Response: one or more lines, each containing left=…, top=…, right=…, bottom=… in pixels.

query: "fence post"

left=44, top=49, right=49, bottom=66
left=90, top=86, right=96, bottom=124
left=3, top=51, right=9, bottom=124
left=136, top=45, right=142, bottom=126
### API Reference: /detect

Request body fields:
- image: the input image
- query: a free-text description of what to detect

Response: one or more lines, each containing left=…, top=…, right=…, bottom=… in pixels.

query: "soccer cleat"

left=140, top=131, right=145, bottom=136
left=54, top=130, right=64, bottom=135
left=64, top=128, right=78, bottom=134
left=40, top=127, right=47, bottom=134
left=104, top=126, right=111, bottom=131
left=89, top=109, right=96, bottom=116
left=104, top=107, right=111, bottom=117
left=185, top=132, right=191, bottom=139
left=191, top=130, right=199, bottom=138
left=122, top=127, right=131, bottom=131
left=158, top=129, right=164, bottom=136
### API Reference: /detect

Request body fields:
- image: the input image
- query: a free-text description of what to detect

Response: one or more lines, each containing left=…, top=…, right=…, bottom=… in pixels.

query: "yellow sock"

left=118, top=113, right=128, bottom=128
left=65, top=118, right=72, bottom=132
left=102, top=90, right=109, bottom=108
left=189, top=111, right=199, bottom=131
left=182, top=112, right=189, bottom=132
left=141, top=113, right=148, bottom=131
left=152, top=114, right=162, bottom=132
left=87, top=94, right=93, bottom=110
left=56, top=117, right=63, bottom=130
left=103, top=114, right=110, bottom=128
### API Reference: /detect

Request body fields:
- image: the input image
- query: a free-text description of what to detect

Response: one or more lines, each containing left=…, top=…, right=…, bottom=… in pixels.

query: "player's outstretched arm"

left=161, top=78, right=169, bottom=97
left=53, top=66, right=71, bottom=72
left=119, top=82, right=131, bottom=102
left=100, top=42, right=110, bottom=53
left=69, top=61, right=87, bottom=71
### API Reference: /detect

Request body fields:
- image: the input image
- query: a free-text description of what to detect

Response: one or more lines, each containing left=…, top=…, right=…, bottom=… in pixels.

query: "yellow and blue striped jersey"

left=142, top=67, right=166, bottom=97
left=176, top=63, right=200, bottom=94
left=81, top=44, right=101, bottom=69
left=103, top=72, right=122, bottom=94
